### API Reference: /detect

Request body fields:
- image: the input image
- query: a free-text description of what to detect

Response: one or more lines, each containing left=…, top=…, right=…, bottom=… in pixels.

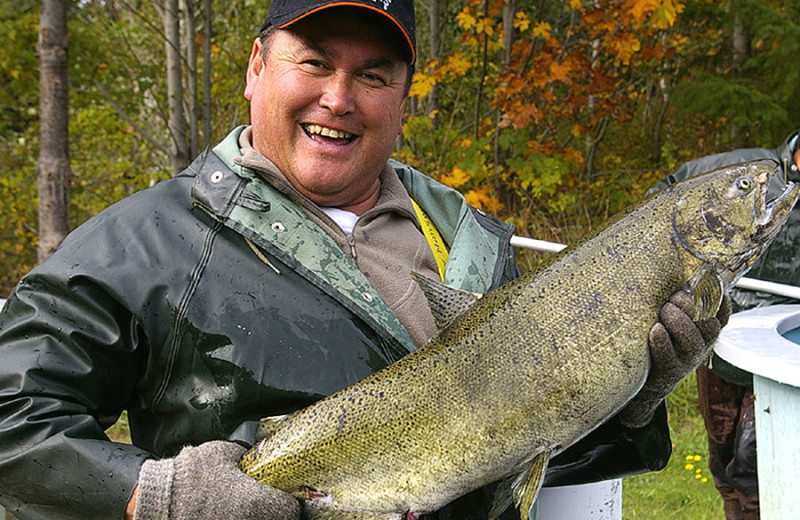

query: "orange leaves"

left=650, top=0, right=685, bottom=29
left=409, top=53, right=474, bottom=99
left=444, top=0, right=681, bottom=135
left=606, top=31, right=643, bottom=65
left=444, top=53, right=474, bottom=77
left=624, top=0, right=685, bottom=29
left=513, top=12, right=531, bottom=32
left=401, top=0, right=697, bottom=222
left=438, top=167, right=472, bottom=189
left=456, top=9, right=495, bottom=36
left=547, top=59, right=574, bottom=85
left=627, top=0, right=663, bottom=23
left=464, top=185, right=503, bottom=213
left=409, top=71, right=437, bottom=99
left=455, top=10, right=476, bottom=31
left=511, top=103, right=541, bottom=129
left=531, top=21, right=552, bottom=40
left=437, top=167, right=504, bottom=213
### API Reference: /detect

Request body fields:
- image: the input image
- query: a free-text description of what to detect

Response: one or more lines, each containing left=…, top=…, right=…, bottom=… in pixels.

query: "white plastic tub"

left=537, top=479, right=622, bottom=520
left=713, top=304, right=800, bottom=520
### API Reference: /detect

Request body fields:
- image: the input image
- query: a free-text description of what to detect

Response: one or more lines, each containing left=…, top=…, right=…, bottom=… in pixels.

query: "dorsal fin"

left=410, top=272, right=482, bottom=330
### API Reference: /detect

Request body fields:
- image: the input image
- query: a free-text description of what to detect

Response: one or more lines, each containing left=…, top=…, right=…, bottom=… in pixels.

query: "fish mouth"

left=756, top=178, right=800, bottom=241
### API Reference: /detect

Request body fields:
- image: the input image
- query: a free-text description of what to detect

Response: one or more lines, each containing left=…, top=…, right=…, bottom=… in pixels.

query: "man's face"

left=244, top=10, right=410, bottom=214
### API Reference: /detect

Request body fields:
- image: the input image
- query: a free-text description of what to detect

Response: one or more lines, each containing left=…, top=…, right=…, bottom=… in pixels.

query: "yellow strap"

left=411, top=199, right=449, bottom=280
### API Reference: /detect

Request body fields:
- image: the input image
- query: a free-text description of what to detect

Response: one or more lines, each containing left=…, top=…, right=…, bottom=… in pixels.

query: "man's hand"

left=618, top=289, right=731, bottom=429
left=130, top=440, right=300, bottom=520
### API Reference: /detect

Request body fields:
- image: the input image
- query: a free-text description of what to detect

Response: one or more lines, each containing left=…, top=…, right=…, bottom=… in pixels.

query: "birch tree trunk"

left=162, top=0, right=189, bottom=174
left=730, top=5, right=749, bottom=146
left=37, top=0, right=71, bottom=262
left=426, top=0, right=440, bottom=118
left=183, top=0, right=199, bottom=158
left=202, top=0, right=212, bottom=149
left=501, top=0, right=515, bottom=66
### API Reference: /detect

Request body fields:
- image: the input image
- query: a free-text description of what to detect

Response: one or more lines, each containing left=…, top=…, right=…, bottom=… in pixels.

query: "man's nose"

left=319, top=74, right=356, bottom=116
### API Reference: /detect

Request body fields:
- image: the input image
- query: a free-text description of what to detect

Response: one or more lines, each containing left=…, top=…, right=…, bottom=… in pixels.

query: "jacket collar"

left=194, top=126, right=516, bottom=353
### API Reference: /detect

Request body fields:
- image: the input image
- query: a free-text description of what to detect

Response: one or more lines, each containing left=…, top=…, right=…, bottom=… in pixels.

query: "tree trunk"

left=202, top=0, right=212, bottom=149
left=501, top=0, right=515, bottom=66
left=163, top=0, right=189, bottom=174
left=730, top=5, right=749, bottom=146
left=584, top=1, right=602, bottom=183
left=37, top=0, right=71, bottom=262
left=473, top=0, right=490, bottom=140
left=183, top=0, right=199, bottom=158
left=425, top=0, right=440, bottom=118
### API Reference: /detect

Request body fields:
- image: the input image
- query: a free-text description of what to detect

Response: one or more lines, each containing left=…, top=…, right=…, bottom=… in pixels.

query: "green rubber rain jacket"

left=0, top=127, right=670, bottom=520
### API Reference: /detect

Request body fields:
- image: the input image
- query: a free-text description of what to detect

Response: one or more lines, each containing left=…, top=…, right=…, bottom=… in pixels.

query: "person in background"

left=0, top=1, right=730, bottom=519
left=650, top=135, right=800, bottom=520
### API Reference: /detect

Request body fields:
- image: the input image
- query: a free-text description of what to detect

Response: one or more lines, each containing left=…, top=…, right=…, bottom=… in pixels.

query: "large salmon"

left=240, top=161, right=799, bottom=520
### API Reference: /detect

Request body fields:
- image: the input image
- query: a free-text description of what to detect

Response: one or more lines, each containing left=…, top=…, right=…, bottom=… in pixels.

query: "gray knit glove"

left=618, top=289, right=731, bottom=429
left=133, top=440, right=300, bottom=520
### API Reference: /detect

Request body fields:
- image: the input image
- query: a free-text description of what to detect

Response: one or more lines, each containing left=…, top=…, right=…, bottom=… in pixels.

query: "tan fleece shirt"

left=235, top=127, right=440, bottom=348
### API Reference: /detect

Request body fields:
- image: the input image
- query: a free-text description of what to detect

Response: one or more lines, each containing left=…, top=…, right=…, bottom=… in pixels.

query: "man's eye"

left=302, top=60, right=328, bottom=70
left=360, top=72, right=387, bottom=85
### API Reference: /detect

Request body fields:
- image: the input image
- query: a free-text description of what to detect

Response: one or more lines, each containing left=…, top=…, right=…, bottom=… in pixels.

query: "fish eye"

left=736, top=176, right=753, bottom=191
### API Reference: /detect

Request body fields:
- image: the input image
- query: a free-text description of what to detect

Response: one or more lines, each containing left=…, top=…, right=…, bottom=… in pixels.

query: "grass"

left=623, top=372, right=725, bottom=519
left=105, top=411, right=131, bottom=444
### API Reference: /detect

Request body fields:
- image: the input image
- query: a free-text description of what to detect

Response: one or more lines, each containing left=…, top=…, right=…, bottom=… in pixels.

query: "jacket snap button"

left=271, top=222, right=286, bottom=233
left=210, top=171, right=224, bottom=183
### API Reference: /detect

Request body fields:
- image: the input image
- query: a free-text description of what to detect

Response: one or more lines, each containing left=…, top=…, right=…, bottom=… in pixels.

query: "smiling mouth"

left=302, top=124, right=357, bottom=144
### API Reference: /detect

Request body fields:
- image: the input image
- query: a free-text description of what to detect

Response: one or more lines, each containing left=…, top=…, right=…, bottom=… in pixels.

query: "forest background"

left=1, top=0, right=799, bottom=293
left=1, top=1, right=798, bottom=518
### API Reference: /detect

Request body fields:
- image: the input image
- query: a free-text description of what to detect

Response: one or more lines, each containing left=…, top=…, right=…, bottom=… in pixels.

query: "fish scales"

left=240, top=161, right=800, bottom=520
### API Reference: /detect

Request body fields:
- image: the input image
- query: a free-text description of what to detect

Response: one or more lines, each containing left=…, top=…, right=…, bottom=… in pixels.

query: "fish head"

left=672, top=160, right=800, bottom=285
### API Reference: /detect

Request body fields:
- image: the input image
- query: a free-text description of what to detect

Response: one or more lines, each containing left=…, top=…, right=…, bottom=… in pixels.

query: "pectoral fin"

left=689, top=267, right=724, bottom=320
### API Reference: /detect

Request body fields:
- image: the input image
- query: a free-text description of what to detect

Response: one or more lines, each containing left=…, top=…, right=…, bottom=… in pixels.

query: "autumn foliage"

left=1, top=0, right=798, bottom=292
left=400, top=0, right=690, bottom=228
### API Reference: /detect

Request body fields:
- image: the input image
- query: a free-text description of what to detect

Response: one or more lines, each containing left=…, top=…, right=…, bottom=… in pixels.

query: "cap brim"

left=275, top=2, right=415, bottom=64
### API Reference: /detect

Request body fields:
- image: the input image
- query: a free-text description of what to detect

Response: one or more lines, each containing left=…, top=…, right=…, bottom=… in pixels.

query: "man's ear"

left=244, top=38, right=264, bottom=101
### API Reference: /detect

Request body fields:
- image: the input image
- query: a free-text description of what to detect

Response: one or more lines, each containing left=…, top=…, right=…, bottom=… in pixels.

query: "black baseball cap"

left=260, top=0, right=416, bottom=65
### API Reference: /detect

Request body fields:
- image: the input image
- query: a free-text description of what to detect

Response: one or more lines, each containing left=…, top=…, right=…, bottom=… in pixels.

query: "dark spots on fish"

left=346, top=395, right=366, bottom=406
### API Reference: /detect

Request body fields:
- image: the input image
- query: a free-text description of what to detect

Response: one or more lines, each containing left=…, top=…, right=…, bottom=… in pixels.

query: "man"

left=650, top=135, right=800, bottom=520
left=0, top=2, right=726, bottom=519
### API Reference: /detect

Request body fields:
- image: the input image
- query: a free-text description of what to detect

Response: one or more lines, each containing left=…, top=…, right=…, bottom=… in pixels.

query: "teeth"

left=304, top=124, right=354, bottom=140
